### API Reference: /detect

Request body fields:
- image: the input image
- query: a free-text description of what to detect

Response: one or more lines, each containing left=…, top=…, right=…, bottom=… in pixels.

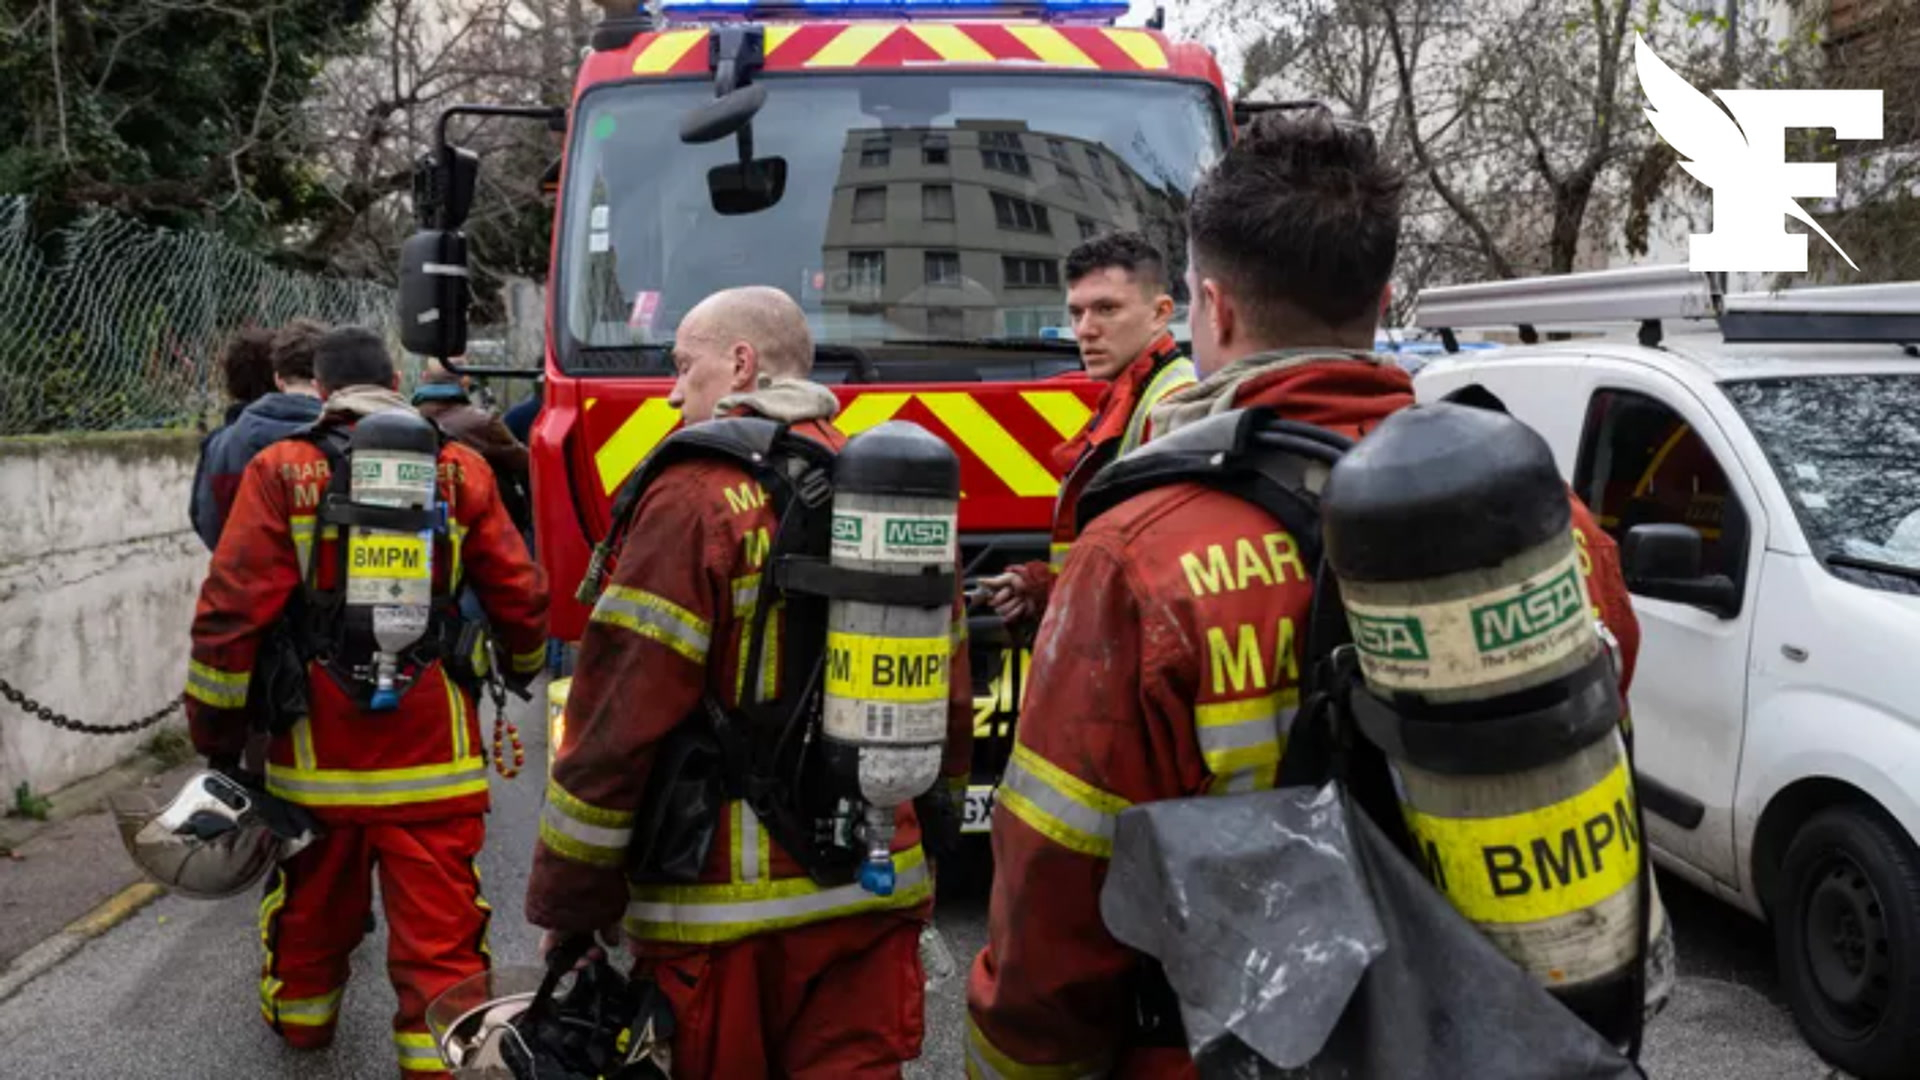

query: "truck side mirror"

left=1623, top=523, right=1740, bottom=617
left=398, top=230, right=470, bottom=361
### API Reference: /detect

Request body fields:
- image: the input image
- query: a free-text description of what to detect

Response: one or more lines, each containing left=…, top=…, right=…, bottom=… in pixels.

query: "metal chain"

left=0, top=675, right=181, bottom=736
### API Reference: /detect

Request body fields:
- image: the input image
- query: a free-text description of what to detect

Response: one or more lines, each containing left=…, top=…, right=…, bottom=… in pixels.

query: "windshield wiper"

left=882, top=336, right=1082, bottom=353
left=1825, top=553, right=1920, bottom=582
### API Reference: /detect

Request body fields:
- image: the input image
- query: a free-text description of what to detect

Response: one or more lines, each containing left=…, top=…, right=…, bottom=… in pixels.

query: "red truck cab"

left=403, top=0, right=1234, bottom=834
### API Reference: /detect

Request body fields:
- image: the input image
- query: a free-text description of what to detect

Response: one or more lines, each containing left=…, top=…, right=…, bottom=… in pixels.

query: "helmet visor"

left=108, top=787, right=278, bottom=900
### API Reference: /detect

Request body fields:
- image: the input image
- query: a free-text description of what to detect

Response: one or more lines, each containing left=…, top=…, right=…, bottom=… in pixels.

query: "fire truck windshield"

left=557, top=72, right=1227, bottom=374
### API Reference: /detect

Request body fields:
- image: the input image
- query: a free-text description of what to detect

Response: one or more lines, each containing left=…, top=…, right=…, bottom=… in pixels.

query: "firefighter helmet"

left=108, top=770, right=318, bottom=900
left=427, top=939, right=672, bottom=1080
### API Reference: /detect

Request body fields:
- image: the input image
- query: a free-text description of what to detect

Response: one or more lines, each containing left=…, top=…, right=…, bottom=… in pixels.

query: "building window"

left=849, top=251, right=886, bottom=290
left=979, top=130, right=1031, bottom=176
left=1047, top=137, right=1069, bottom=161
left=928, top=308, right=966, bottom=337
left=861, top=137, right=891, bottom=168
left=852, top=187, right=887, bottom=223
left=991, top=193, right=1051, bottom=234
left=922, top=135, right=949, bottom=165
left=982, top=149, right=1031, bottom=176
left=1003, top=256, right=1060, bottom=289
left=1077, top=216, right=1099, bottom=240
left=925, top=251, right=962, bottom=286
left=922, top=184, right=955, bottom=222
left=1086, top=148, right=1109, bottom=181
left=1005, top=307, right=1068, bottom=338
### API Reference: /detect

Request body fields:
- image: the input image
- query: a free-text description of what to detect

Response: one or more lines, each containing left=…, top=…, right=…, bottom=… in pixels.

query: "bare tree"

left=299, top=0, right=595, bottom=311
left=1202, top=0, right=1920, bottom=292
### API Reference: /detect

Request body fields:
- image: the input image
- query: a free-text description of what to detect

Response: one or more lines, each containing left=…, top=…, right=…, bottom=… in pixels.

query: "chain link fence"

left=0, top=195, right=399, bottom=437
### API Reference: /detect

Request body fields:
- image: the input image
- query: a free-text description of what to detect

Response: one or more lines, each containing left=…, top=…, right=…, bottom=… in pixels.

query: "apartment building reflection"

left=813, top=122, right=1182, bottom=339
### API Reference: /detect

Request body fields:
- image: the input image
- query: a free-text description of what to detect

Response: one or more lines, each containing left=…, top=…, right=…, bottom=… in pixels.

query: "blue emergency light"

left=659, top=0, right=1131, bottom=23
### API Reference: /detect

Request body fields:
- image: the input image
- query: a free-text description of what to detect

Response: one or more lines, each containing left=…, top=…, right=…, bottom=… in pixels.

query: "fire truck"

left=397, top=0, right=1236, bottom=838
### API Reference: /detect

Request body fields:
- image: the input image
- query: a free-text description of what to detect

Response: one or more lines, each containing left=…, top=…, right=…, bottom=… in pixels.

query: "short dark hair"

left=220, top=328, right=277, bottom=404
left=271, top=318, right=326, bottom=383
left=313, top=326, right=395, bottom=392
left=1065, top=231, right=1168, bottom=293
left=1188, top=105, right=1404, bottom=331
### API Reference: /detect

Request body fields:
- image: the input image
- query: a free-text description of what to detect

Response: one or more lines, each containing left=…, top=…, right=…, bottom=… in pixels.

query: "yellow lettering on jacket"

left=724, top=482, right=768, bottom=515
left=292, top=481, right=322, bottom=510
left=1180, top=533, right=1309, bottom=597
left=742, top=526, right=771, bottom=570
left=1206, top=617, right=1301, bottom=696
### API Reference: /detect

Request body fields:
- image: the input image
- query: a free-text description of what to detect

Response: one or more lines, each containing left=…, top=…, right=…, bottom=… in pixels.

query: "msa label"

left=825, top=631, right=948, bottom=703
left=1344, top=548, right=1593, bottom=692
left=830, top=508, right=958, bottom=565
left=1403, top=759, right=1641, bottom=925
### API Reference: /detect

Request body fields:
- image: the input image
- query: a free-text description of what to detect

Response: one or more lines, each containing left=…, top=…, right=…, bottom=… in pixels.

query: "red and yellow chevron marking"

left=632, top=22, right=1171, bottom=76
left=589, top=388, right=1096, bottom=500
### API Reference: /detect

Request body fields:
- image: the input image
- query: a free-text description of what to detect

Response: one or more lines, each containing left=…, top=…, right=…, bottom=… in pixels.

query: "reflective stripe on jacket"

left=527, top=415, right=974, bottom=944
left=965, top=358, right=1642, bottom=1074
left=185, top=420, right=550, bottom=824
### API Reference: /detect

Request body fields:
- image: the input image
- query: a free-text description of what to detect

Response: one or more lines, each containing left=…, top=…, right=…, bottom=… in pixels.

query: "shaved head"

left=680, top=286, right=813, bottom=378
left=669, top=286, right=815, bottom=423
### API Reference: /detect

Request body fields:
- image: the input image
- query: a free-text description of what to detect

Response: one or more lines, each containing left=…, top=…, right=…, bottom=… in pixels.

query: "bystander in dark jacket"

left=190, top=320, right=326, bottom=550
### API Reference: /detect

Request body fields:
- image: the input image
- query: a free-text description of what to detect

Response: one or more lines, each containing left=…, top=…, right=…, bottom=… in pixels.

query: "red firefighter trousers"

left=637, top=911, right=926, bottom=1078
left=258, top=815, right=491, bottom=1078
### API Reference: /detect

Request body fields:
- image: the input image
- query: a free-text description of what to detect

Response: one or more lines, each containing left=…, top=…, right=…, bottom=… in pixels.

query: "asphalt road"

left=0, top=682, right=1852, bottom=1078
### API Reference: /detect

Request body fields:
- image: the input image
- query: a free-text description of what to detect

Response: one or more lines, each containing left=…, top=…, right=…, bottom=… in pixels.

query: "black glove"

left=914, top=780, right=965, bottom=869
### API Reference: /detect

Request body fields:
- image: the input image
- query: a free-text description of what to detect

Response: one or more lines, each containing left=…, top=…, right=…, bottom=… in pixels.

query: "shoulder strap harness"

left=589, top=417, right=949, bottom=888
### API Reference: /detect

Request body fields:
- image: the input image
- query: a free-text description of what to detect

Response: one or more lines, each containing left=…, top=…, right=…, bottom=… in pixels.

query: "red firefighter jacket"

left=526, top=412, right=974, bottom=946
left=1004, top=334, right=1196, bottom=617
left=185, top=396, right=550, bottom=825
left=964, top=356, right=1642, bottom=1077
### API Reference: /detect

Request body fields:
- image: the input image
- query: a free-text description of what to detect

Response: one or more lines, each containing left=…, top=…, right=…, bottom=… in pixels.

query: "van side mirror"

left=1623, top=523, right=1740, bottom=617
left=398, top=230, right=470, bottom=360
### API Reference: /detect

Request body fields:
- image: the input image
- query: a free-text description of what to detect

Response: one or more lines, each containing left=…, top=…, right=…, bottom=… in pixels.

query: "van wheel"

left=1775, top=806, right=1920, bottom=1078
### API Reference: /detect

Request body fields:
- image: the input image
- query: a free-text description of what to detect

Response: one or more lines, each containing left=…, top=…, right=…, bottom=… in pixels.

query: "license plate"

left=962, top=785, right=996, bottom=834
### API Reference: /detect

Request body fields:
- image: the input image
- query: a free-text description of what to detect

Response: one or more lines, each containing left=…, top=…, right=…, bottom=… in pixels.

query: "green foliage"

left=11, top=782, right=51, bottom=822
left=0, top=2, right=378, bottom=243
left=143, top=728, right=195, bottom=770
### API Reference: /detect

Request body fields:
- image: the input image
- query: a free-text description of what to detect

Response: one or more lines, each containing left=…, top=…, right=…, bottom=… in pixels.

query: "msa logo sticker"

left=1350, top=613, right=1428, bottom=662
left=832, top=514, right=862, bottom=543
left=1472, top=567, right=1584, bottom=652
left=396, top=462, right=437, bottom=485
left=884, top=518, right=949, bottom=549
left=1637, top=33, right=1881, bottom=272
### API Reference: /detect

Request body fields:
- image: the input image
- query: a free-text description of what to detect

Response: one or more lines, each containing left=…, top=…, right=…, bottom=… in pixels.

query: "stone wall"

left=0, top=432, right=205, bottom=797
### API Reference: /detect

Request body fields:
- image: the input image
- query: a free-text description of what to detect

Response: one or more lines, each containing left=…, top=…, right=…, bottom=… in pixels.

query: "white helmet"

left=427, top=941, right=671, bottom=1080
left=109, top=771, right=318, bottom=899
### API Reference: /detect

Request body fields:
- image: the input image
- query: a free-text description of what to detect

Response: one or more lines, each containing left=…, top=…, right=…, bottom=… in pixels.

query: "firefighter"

left=525, top=285, right=972, bottom=1078
left=184, top=326, right=549, bottom=1079
left=963, top=108, right=1642, bottom=1077
left=977, top=232, right=1196, bottom=627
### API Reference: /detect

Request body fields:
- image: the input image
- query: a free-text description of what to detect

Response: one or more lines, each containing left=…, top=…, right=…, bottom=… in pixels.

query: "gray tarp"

left=1100, top=784, right=1643, bottom=1080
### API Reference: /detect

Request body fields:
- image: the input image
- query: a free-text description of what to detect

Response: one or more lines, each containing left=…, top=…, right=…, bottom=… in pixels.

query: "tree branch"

left=1382, top=0, right=1517, bottom=278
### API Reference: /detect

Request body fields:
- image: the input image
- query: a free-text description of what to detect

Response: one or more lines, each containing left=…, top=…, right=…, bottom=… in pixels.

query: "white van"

left=1409, top=265, right=1920, bottom=1079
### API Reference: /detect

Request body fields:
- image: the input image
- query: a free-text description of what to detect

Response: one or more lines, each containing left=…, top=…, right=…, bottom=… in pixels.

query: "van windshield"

left=555, top=72, right=1226, bottom=374
left=1724, top=373, right=1920, bottom=583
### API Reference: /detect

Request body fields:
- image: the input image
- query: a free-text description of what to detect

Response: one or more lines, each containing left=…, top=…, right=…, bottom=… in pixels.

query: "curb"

left=0, top=881, right=164, bottom=1005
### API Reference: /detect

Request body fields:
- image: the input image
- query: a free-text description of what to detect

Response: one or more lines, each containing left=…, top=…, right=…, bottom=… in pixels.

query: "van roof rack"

left=1413, top=265, right=1920, bottom=351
